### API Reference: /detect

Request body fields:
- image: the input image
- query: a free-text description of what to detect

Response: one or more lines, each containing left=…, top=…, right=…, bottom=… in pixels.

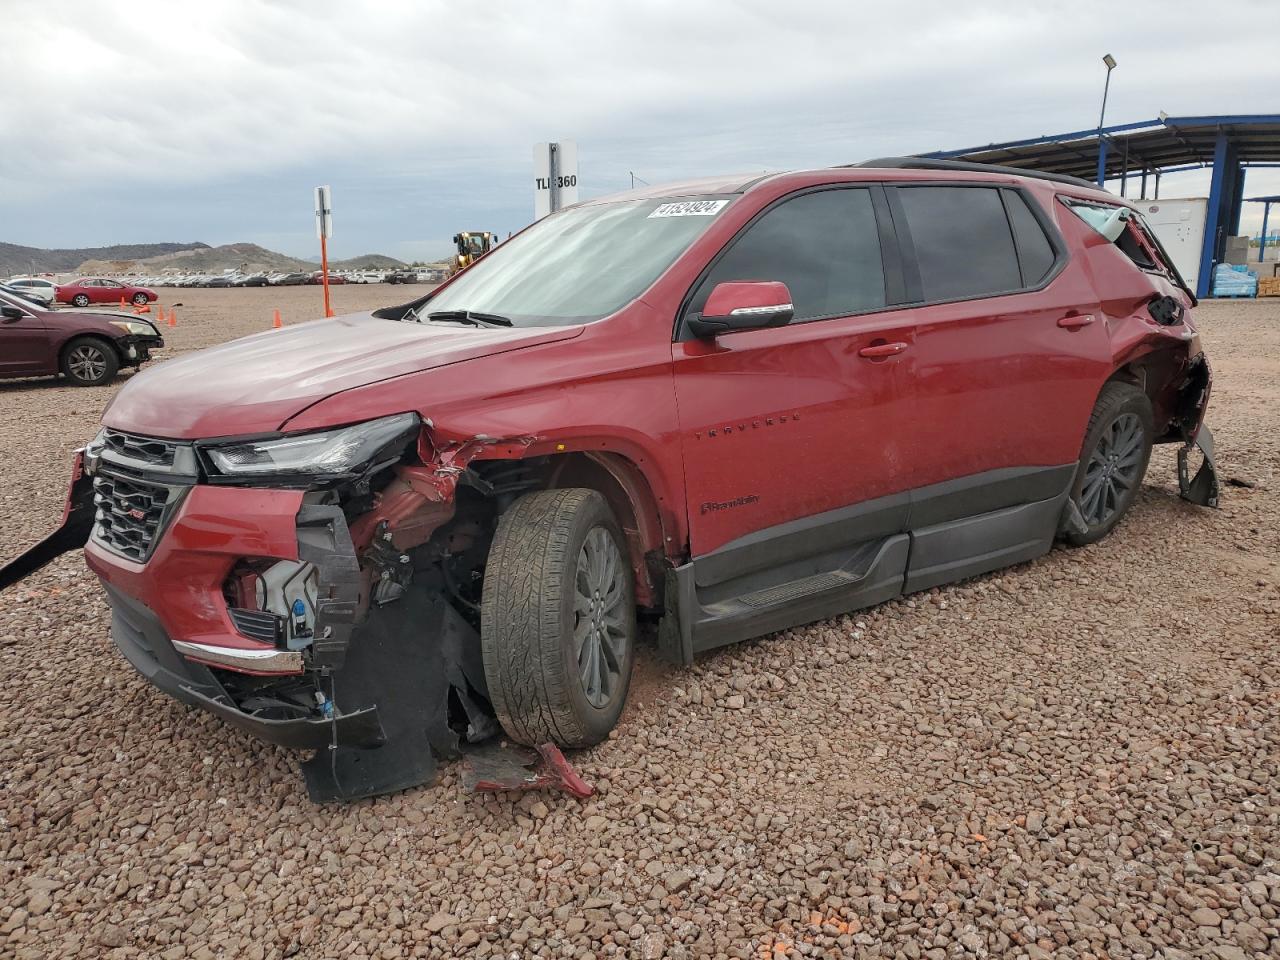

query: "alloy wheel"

left=68, top=345, right=108, bottom=383
left=573, top=526, right=629, bottom=708
left=1080, top=412, right=1144, bottom=526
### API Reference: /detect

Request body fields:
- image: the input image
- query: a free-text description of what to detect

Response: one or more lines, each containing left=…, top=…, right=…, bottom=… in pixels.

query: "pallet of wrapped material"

left=1259, top=277, right=1280, bottom=298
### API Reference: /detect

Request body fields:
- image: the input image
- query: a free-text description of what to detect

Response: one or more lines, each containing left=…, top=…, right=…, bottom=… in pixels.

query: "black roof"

left=853, top=157, right=1098, bottom=189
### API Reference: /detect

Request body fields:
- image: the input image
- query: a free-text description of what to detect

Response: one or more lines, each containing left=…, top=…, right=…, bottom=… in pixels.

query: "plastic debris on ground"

left=461, top=742, right=595, bottom=799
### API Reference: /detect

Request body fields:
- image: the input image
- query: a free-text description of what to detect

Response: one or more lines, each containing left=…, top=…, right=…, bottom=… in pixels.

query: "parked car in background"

left=271, top=272, right=310, bottom=286
left=204, top=275, right=235, bottom=288
left=7, top=278, right=59, bottom=306
left=0, top=287, right=163, bottom=385
left=57, top=278, right=157, bottom=307
left=234, top=273, right=271, bottom=287
left=307, top=271, right=346, bottom=285
left=383, top=270, right=417, bottom=284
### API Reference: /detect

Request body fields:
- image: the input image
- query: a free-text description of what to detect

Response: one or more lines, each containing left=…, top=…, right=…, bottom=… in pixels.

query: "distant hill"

left=0, top=241, right=208, bottom=277
left=90, top=243, right=314, bottom=275
left=330, top=254, right=407, bottom=270
left=3, top=241, right=407, bottom=278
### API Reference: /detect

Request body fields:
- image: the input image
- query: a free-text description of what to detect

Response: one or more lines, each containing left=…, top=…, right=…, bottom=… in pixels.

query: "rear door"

left=0, top=294, right=52, bottom=375
left=672, top=185, right=916, bottom=558
left=886, top=183, right=1112, bottom=585
left=94, top=279, right=123, bottom=303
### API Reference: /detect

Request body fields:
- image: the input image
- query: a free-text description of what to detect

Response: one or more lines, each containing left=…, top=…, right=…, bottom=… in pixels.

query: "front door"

left=672, top=185, right=916, bottom=558
left=0, top=298, right=51, bottom=375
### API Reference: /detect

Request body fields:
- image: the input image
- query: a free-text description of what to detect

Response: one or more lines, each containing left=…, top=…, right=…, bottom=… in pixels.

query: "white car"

left=6, top=278, right=58, bottom=307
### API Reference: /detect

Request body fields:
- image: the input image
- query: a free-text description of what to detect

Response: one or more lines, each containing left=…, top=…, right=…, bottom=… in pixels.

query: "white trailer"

left=1133, top=198, right=1207, bottom=294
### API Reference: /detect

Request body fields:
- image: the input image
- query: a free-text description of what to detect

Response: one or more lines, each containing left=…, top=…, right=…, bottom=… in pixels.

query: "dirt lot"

left=1, top=291, right=1277, bottom=960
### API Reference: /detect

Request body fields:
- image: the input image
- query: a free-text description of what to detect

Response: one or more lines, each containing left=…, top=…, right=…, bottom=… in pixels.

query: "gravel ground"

left=1, top=292, right=1277, bottom=960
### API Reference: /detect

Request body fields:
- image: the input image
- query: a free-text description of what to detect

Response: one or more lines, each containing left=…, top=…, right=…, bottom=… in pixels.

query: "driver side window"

left=688, top=188, right=887, bottom=324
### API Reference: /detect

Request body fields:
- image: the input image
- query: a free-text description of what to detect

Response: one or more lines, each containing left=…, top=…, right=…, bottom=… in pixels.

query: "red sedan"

left=57, top=278, right=157, bottom=308
left=306, top=271, right=347, bottom=285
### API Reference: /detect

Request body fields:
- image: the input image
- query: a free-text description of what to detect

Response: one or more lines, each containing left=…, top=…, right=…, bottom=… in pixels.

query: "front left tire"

left=131, top=292, right=150, bottom=305
left=480, top=488, right=637, bottom=748
left=61, top=336, right=119, bottom=386
left=71, top=294, right=91, bottom=308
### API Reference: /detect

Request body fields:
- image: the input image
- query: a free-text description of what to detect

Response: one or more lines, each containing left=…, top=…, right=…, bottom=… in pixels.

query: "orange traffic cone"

left=133, top=303, right=150, bottom=314
left=119, top=295, right=127, bottom=309
left=272, top=309, right=282, bottom=329
left=167, top=308, right=177, bottom=328
left=155, top=306, right=166, bottom=325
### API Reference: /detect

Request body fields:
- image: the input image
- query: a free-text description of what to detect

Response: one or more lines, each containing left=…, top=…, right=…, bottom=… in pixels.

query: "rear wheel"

left=480, top=489, right=636, bottom=747
left=61, top=336, right=119, bottom=386
left=71, top=293, right=90, bottom=308
left=1064, top=382, right=1153, bottom=546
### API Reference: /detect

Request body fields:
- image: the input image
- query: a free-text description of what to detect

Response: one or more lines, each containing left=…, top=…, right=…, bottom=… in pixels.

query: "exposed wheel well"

left=1103, top=352, right=1185, bottom=438
left=468, top=451, right=668, bottom=608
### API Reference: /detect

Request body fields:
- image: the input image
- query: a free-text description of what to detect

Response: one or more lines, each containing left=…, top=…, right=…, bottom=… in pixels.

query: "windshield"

left=420, top=196, right=734, bottom=326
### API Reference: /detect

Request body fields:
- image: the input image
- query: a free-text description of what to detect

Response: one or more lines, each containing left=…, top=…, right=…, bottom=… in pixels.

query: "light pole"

left=1096, top=54, right=1117, bottom=186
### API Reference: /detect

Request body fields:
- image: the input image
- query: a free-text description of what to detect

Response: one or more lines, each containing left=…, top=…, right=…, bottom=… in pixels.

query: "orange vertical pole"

left=320, top=234, right=334, bottom=318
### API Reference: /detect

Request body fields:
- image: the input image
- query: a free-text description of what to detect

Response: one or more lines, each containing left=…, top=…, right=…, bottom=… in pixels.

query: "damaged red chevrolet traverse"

left=3, top=160, right=1218, bottom=801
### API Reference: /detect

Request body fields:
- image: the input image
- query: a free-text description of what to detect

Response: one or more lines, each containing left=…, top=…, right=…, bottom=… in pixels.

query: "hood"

left=103, top=312, right=583, bottom=439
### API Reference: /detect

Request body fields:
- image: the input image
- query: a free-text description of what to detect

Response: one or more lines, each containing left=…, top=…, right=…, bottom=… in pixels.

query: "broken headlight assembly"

left=108, top=320, right=159, bottom=337
left=201, top=412, right=421, bottom=483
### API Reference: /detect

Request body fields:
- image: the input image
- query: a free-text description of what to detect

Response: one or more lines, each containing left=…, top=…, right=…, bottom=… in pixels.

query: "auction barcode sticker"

left=648, top=199, right=730, bottom=218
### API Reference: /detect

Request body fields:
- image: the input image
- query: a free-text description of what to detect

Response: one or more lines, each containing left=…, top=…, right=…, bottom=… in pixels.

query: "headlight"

left=109, top=320, right=156, bottom=336
left=204, top=412, right=420, bottom=478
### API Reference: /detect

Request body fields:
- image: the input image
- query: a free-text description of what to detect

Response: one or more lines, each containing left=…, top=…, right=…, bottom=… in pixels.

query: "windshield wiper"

left=426, top=310, right=513, bottom=327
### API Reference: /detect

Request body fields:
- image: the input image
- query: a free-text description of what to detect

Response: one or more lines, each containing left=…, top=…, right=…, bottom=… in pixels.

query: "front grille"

left=228, top=608, right=284, bottom=645
left=102, top=429, right=178, bottom=468
left=93, top=473, right=181, bottom=562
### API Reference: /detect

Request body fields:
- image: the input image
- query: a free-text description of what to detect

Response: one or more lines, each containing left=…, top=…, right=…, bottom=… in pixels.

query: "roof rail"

left=849, top=156, right=1102, bottom=191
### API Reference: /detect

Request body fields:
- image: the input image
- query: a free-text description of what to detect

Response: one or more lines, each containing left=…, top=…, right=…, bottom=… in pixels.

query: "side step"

left=662, top=535, right=910, bottom=665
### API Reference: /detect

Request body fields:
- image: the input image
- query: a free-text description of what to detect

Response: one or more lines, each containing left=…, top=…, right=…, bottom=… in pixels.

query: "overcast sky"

left=4, top=0, right=1278, bottom=261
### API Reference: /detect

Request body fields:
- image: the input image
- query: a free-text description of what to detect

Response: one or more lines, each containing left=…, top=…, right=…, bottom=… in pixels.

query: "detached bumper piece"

left=301, top=589, right=496, bottom=803
left=462, top=742, right=595, bottom=799
left=0, top=454, right=94, bottom=592
left=1178, top=424, right=1220, bottom=508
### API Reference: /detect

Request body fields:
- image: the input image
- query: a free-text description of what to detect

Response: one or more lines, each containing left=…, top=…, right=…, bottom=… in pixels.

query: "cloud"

left=3, top=0, right=1278, bottom=256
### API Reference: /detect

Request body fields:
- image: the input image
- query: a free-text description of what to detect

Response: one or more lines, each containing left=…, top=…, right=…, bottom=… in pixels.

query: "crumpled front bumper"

left=105, top=583, right=384, bottom=750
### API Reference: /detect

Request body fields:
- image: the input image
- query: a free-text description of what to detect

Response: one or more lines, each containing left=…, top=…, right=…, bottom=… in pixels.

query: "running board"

left=660, top=535, right=910, bottom=665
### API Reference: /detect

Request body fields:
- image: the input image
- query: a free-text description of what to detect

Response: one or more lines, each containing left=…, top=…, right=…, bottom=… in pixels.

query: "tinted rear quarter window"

left=896, top=186, right=1021, bottom=302
left=693, top=188, right=886, bottom=322
left=1003, top=191, right=1057, bottom=286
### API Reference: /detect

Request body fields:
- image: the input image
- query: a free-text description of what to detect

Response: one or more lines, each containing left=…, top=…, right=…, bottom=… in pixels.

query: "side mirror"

left=1, top=305, right=25, bottom=321
left=686, top=281, right=795, bottom=339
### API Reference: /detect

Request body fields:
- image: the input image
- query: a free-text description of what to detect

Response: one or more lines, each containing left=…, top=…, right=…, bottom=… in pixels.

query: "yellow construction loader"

left=450, top=231, right=496, bottom=276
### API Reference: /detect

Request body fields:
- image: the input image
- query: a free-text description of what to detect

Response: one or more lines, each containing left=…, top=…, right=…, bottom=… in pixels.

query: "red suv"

left=2, top=160, right=1217, bottom=801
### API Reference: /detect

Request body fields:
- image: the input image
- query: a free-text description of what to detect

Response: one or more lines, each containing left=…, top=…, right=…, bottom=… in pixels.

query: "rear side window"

left=691, top=188, right=886, bottom=322
left=1003, top=191, right=1057, bottom=286
left=896, top=186, right=1021, bottom=301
